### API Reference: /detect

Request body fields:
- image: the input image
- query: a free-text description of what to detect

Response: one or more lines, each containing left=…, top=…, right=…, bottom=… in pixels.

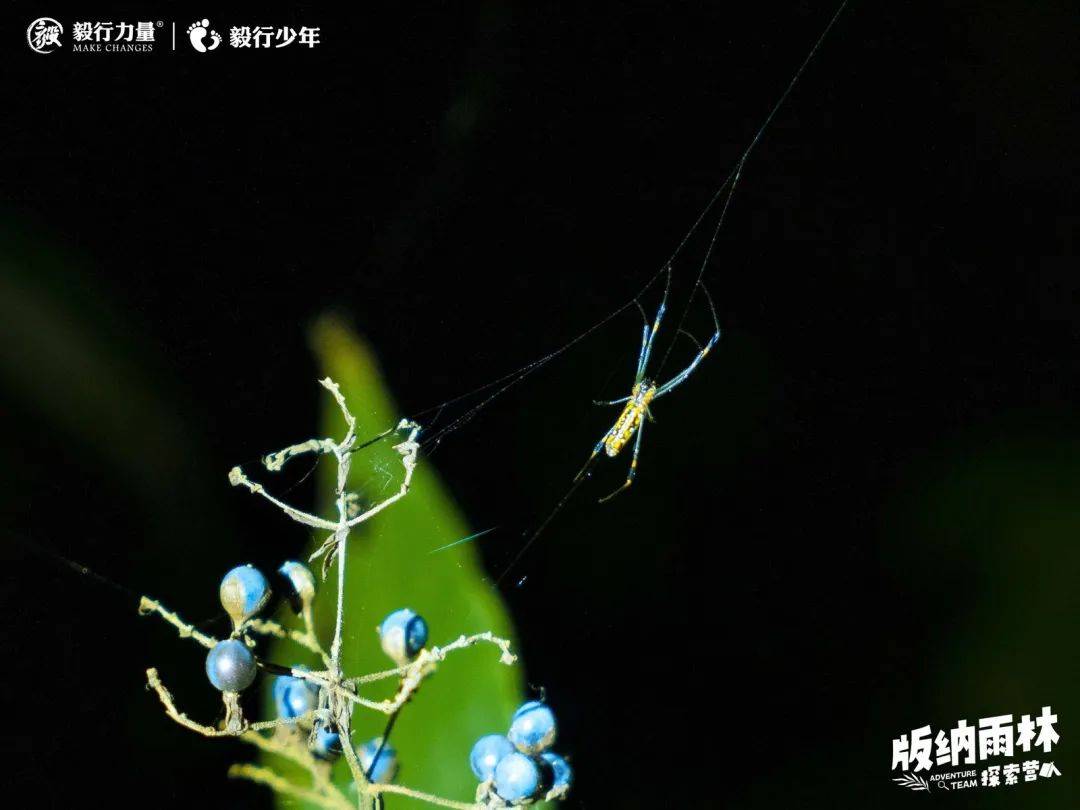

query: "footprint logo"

left=186, top=19, right=221, bottom=52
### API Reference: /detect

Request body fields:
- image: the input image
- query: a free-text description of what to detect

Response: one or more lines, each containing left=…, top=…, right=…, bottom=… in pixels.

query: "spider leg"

left=638, top=265, right=672, bottom=376
left=574, top=432, right=610, bottom=483
left=633, top=300, right=650, bottom=378
left=654, top=282, right=721, bottom=398
left=595, top=291, right=653, bottom=408
left=598, top=418, right=646, bottom=503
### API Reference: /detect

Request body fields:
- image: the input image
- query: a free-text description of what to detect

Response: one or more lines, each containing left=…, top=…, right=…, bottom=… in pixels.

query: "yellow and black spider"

left=575, top=270, right=721, bottom=502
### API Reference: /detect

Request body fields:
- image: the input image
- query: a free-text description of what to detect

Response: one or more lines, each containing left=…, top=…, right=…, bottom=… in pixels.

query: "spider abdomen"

left=603, top=386, right=655, bottom=457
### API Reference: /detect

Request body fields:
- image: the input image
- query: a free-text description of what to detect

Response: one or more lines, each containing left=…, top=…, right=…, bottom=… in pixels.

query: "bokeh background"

left=2, top=2, right=1078, bottom=807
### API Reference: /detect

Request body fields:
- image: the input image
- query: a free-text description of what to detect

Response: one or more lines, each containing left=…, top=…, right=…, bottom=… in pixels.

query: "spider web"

left=397, top=0, right=855, bottom=583
left=338, top=1, right=850, bottom=471
left=25, top=2, right=853, bottom=601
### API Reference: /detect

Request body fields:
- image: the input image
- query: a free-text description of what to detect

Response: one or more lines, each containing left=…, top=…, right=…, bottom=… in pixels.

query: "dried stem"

left=248, top=617, right=328, bottom=665
left=138, top=596, right=217, bottom=649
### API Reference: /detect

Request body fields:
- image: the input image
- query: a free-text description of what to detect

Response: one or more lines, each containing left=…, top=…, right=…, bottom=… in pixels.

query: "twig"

left=138, top=596, right=217, bottom=649
left=247, top=617, right=328, bottom=664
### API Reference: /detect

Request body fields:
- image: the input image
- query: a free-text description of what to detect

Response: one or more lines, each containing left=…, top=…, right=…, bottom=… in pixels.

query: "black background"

left=2, top=3, right=1078, bottom=807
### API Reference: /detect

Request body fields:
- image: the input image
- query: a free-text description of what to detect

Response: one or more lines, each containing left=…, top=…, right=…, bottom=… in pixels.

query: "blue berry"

left=540, top=752, right=572, bottom=794
left=272, top=674, right=319, bottom=719
left=378, top=608, right=428, bottom=665
left=219, top=565, right=271, bottom=628
left=534, top=754, right=555, bottom=796
left=311, top=723, right=342, bottom=761
left=508, top=701, right=556, bottom=754
left=470, top=734, right=515, bottom=781
left=493, top=751, right=541, bottom=804
left=277, top=561, right=316, bottom=613
left=205, top=639, right=257, bottom=692
left=358, top=738, right=399, bottom=784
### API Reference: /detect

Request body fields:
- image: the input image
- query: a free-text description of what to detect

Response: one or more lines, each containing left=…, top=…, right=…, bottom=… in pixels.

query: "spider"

left=575, top=269, right=721, bottom=502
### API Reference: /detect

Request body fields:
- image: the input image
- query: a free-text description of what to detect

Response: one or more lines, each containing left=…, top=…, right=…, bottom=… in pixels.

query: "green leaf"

left=264, top=314, right=522, bottom=808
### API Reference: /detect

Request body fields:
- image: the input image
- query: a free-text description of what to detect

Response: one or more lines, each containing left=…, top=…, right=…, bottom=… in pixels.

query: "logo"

left=23, top=18, right=321, bottom=56
left=187, top=19, right=222, bottom=52
left=891, top=706, right=1061, bottom=794
left=72, top=22, right=158, bottom=52
left=27, top=17, right=63, bottom=53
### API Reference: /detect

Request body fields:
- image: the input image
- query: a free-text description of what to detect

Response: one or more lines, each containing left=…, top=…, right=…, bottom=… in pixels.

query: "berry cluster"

left=147, top=552, right=511, bottom=802
left=217, top=558, right=434, bottom=778
left=470, top=701, right=573, bottom=805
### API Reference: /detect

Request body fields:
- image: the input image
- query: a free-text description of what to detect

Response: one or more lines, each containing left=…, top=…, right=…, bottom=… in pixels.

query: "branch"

left=263, top=437, right=338, bottom=472
left=344, top=633, right=517, bottom=714
left=247, top=617, right=328, bottom=664
left=350, top=632, right=517, bottom=687
left=138, top=597, right=217, bottom=649
left=145, top=667, right=234, bottom=737
left=344, top=421, right=421, bottom=528
left=146, top=667, right=306, bottom=737
left=228, top=465, right=339, bottom=531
